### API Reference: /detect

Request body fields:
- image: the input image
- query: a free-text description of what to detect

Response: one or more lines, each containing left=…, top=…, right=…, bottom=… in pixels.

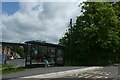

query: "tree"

left=59, top=2, right=120, bottom=66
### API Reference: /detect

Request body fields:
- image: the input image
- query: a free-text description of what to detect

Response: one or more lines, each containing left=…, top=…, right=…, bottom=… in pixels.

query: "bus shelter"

left=25, top=40, right=64, bottom=67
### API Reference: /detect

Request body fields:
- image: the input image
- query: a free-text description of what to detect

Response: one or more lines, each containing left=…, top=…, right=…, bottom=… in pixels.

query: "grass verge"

left=0, top=64, right=13, bottom=68
left=2, top=68, right=25, bottom=75
left=0, top=64, right=25, bottom=74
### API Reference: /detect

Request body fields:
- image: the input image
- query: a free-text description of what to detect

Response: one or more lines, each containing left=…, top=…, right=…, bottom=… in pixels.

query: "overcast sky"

left=2, top=1, right=83, bottom=44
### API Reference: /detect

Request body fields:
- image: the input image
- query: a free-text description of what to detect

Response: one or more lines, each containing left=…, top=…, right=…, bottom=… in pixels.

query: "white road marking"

left=78, top=74, right=90, bottom=78
left=78, top=71, right=110, bottom=78
left=84, top=75, right=93, bottom=78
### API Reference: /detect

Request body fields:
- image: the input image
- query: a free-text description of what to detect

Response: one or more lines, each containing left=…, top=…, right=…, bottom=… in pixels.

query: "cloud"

left=2, top=2, right=81, bottom=43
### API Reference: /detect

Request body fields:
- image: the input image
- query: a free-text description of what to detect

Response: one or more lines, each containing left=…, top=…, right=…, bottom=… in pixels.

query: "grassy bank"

left=0, top=64, right=13, bottom=68
left=2, top=68, right=25, bottom=74
left=0, top=64, right=25, bottom=74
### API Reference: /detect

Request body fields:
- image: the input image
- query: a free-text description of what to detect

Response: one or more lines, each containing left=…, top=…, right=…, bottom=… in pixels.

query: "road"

left=2, top=66, right=85, bottom=79
left=63, top=65, right=119, bottom=79
left=1, top=65, right=120, bottom=80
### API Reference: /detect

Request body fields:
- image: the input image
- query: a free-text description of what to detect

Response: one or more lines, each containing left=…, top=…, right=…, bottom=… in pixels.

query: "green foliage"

left=59, top=2, right=120, bottom=66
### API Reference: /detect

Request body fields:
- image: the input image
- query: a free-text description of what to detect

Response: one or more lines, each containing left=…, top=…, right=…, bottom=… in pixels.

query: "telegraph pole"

left=69, top=18, right=72, bottom=65
left=70, top=18, right=72, bottom=28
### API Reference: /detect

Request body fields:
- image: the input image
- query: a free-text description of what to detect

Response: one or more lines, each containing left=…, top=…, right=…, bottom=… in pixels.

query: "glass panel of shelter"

left=56, top=49, right=64, bottom=65
left=26, top=43, right=31, bottom=65
left=37, top=46, right=47, bottom=64
left=26, top=44, right=58, bottom=65
left=28, top=45, right=48, bottom=64
left=47, top=47, right=55, bottom=64
left=31, top=45, right=38, bottom=64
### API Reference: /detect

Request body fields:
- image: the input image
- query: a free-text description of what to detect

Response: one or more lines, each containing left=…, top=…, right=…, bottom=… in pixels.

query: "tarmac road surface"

left=2, top=66, right=86, bottom=79
left=64, top=65, right=119, bottom=79
left=1, top=65, right=119, bottom=80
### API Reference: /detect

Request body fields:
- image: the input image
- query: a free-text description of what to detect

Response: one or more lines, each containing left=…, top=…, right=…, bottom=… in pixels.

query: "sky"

left=2, top=2, right=20, bottom=15
left=2, top=1, right=83, bottom=44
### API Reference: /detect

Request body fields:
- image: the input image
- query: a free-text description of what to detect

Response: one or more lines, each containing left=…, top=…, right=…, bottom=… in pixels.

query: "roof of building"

left=1, top=40, right=65, bottom=48
left=25, top=40, right=64, bottom=48
left=1, top=42, right=25, bottom=46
